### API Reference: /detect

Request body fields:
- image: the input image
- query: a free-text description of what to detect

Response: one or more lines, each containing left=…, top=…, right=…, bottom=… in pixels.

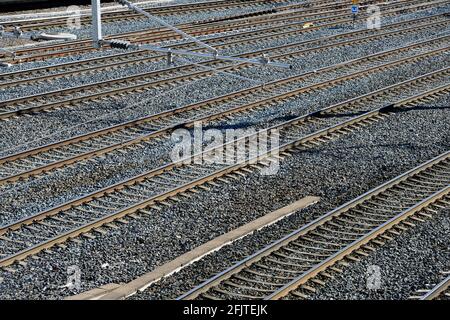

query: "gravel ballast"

left=0, top=4, right=448, bottom=153
left=0, top=94, right=448, bottom=299
left=0, top=51, right=447, bottom=225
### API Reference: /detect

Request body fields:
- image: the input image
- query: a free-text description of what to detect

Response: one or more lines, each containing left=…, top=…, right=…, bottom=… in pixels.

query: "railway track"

left=0, top=79, right=448, bottom=270
left=0, top=37, right=448, bottom=187
left=0, top=0, right=357, bottom=61
left=0, top=0, right=448, bottom=303
left=178, top=151, right=450, bottom=300
left=1, top=11, right=448, bottom=89
left=0, top=0, right=404, bottom=33
left=0, top=0, right=274, bottom=31
left=1, top=22, right=448, bottom=121
left=420, top=274, right=450, bottom=300
left=1, top=0, right=442, bottom=63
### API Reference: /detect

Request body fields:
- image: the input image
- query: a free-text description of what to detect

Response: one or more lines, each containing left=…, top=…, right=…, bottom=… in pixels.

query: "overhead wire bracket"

left=90, top=0, right=291, bottom=69
left=104, top=38, right=291, bottom=69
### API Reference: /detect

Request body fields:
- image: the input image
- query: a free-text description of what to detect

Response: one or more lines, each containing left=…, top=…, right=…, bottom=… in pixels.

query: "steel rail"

left=0, top=38, right=447, bottom=187
left=266, top=188, right=449, bottom=300
left=0, top=61, right=448, bottom=187
left=1, top=0, right=440, bottom=63
left=0, top=83, right=448, bottom=269
left=1, top=0, right=387, bottom=32
left=117, top=0, right=218, bottom=54
left=0, top=0, right=351, bottom=59
left=179, top=149, right=450, bottom=300
left=3, top=32, right=440, bottom=160
left=420, top=275, right=450, bottom=300
left=0, top=0, right=272, bottom=31
left=1, top=12, right=447, bottom=88
left=1, top=29, right=448, bottom=120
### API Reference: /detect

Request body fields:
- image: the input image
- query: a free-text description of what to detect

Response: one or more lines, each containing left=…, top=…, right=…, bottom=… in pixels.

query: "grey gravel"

left=305, top=207, right=450, bottom=300
left=0, top=1, right=448, bottom=300
left=1, top=47, right=447, bottom=225
left=1, top=9, right=448, bottom=155
left=130, top=98, right=450, bottom=300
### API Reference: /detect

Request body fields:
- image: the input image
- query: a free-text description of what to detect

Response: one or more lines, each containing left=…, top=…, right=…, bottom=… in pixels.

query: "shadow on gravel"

left=201, top=113, right=300, bottom=130
left=195, top=104, right=450, bottom=130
